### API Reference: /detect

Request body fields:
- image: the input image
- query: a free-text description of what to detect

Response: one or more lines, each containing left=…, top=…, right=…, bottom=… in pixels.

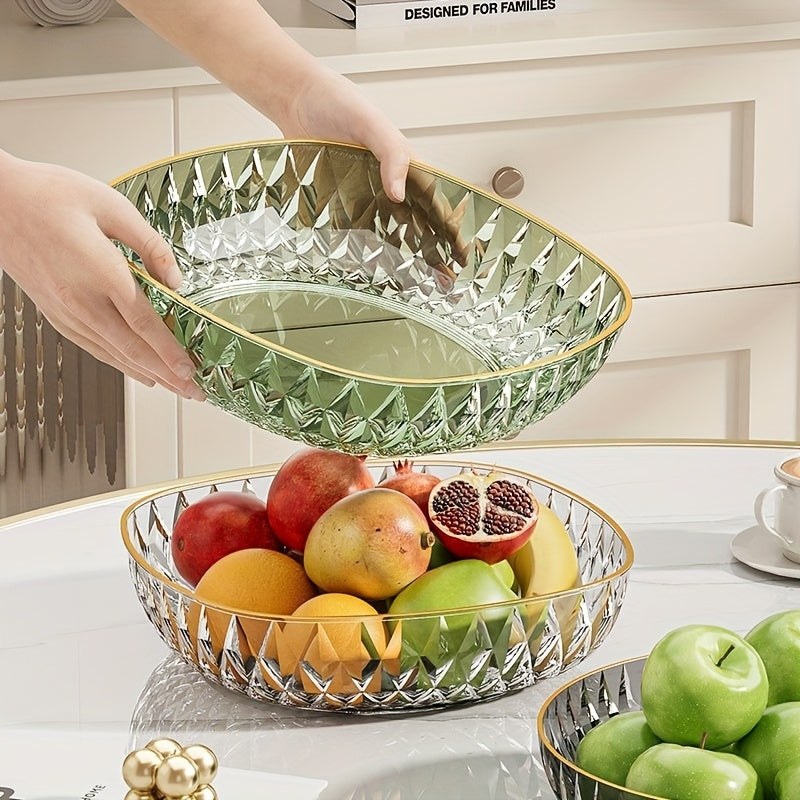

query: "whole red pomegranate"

left=171, top=491, right=280, bottom=587
left=266, top=447, right=376, bottom=552
left=428, top=471, right=538, bottom=564
left=377, top=460, right=441, bottom=523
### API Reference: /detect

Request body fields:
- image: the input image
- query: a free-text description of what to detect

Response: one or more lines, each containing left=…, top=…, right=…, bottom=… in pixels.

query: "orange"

left=189, top=548, right=317, bottom=664
left=278, top=593, right=401, bottom=696
left=194, top=548, right=316, bottom=615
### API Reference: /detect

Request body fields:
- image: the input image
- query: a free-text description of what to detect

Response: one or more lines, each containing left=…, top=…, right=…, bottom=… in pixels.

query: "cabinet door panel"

left=350, top=48, right=800, bottom=297
left=175, top=48, right=800, bottom=296
left=178, top=399, right=302, bottom=478
left=0, top=89, right=173, bottom=180
left=176, top=86, right=282, bottom=153
left=520, top=285, right=800, bottom=442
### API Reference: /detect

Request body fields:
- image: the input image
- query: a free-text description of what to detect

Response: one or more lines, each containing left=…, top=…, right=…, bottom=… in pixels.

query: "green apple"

left=735, top=702, right=800, bottom=799
left=388, top=559, right=522, bottom=684
left=626, top=743, right=760, bottom=800
left=575, top=711, right=660, bottom=788
left=640, top=624, right=769, bottom=749
left=491, top=559, right=516, bottom=590
left=427, top=538, right=516, bottom=587
left=745, top=610, right=800, bottom=705
left=774, top=756, right=800, bottom=800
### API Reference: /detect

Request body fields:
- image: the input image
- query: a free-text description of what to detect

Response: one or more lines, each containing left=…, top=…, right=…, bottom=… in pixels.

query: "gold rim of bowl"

left=120, top=456, right=634, bottom=622
left=110, top=138, right=633, bottom=387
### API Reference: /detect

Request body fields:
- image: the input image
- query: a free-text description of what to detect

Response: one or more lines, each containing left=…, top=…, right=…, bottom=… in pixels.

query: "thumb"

left=100, top=190, right=183, bottom=289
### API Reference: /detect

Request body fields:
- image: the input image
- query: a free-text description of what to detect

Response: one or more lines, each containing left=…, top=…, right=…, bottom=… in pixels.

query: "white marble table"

left=2, top=441, right=799, bottom=799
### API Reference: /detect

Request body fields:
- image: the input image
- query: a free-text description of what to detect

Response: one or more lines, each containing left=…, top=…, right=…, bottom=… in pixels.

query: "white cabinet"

left=350, top=46, right=800, bottom=297
left=0, top=89, right=173, bottom=180
left=2, top=6, right=799, bottom=486
left=524, top=285, right=800, bottom=442
left=160, top=41, right=800, bottom=480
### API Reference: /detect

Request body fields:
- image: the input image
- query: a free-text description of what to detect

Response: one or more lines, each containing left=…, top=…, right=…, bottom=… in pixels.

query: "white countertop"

left=1, top=1, right=800, bottom=100
left=2, top=441, right=800, bottom=798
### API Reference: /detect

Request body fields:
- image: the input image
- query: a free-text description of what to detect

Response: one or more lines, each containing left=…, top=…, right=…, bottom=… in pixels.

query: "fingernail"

left=166, top=265, right=183, bottom=290
left=176, top=362, right=195, bottom=380
left=391, top=180, right=406, bottom=203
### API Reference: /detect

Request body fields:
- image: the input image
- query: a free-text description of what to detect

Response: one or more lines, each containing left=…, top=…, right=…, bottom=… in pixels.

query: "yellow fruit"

left=278, top=592, right=401, bottom=696
left=508, top=503, right=581, bottom=643
left=190, top=548, right=317, bottom=661
left=303, top=488, right=434, bottom=601
left=509, top=504, right=579, bottom=597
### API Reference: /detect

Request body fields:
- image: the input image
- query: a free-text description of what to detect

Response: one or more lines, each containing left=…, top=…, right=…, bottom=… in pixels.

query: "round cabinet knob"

left=491, top=166, right=525, bottom=199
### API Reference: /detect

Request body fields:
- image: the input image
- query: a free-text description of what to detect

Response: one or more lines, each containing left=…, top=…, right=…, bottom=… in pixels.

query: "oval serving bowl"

left=121, top=459, right=633, bottom=714
left=538, top=656, right=662, bottom=800
left=111, top=140, right=631, bottom=457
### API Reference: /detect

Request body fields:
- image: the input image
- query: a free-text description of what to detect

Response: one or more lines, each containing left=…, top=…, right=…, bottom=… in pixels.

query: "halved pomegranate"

left=428, top=471, right=538, bottom=564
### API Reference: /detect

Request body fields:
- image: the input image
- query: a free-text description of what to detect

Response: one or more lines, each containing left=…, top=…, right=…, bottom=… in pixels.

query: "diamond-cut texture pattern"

left=130, top=653, right=549, bottom=799
left=113, top=142, right=629, bottom=456
left=539, top=659, right=647, bottom=800
left=123, top=461, right=632, bottom=713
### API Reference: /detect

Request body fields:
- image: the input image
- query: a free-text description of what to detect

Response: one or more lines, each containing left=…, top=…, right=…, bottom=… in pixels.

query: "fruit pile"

left=575, top=610, right=800, bottom=800
left=168, top=447, right=580, bottom=690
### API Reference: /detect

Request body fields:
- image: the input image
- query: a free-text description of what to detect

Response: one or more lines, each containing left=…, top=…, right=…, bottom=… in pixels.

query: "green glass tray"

left=112, top=140, right=631, bottom=456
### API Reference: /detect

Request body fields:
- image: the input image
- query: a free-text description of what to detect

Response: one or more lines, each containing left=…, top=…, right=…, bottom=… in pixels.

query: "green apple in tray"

left=744, top=609, right=800, bottom=706
left=773, top=757, right=800, bottom=800
left=574, top=711, right=660, bottom=789
left=625, top=743, right=760, bottom=800
left=639, top=624, right=769, bottom=751
left=735, top=703, right=800, bottom=799
left=541, top=609, right=800, bottom=800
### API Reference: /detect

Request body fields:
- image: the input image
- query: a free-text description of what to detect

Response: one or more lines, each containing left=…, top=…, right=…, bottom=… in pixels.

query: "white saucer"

left=730, top=525, right=800, bottom=579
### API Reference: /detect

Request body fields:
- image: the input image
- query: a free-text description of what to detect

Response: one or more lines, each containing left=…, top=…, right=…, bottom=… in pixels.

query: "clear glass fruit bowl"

left=111, top=140, right=631, bottom=457
left=121, top=459, right=633, bottom=714
left=538, top=656, right=657, bottom=799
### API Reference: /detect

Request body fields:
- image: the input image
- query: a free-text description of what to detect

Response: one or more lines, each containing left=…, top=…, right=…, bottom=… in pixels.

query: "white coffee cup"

left=754, top=456, right=800, bottom=564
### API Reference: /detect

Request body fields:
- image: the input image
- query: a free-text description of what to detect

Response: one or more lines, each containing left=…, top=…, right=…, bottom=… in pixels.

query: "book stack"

left=307, top=0, right=581, bottom=29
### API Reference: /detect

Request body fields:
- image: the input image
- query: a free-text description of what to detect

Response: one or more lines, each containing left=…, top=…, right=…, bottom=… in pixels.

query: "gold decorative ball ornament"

left=181, top=744, right=218, bottom=785
left=122, top=748, right=164, bottom=791
left=123, top=791, right=152, bottom=800
left=154, top=754, right=200, bottom=797
left=146, top=737, right=183, bottom=758
left=123, top=739, right=219, bottom=800
left=192, top=785, right=218, bottom=800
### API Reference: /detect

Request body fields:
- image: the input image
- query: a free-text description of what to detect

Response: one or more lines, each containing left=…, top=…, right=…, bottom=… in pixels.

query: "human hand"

left=281, top=67, right=474, bottom=270
left=0, top=153, right=204, bottom=400
left=279, top=65, right=413, bottom=203
left=119, top=0, right=413, bottom=202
